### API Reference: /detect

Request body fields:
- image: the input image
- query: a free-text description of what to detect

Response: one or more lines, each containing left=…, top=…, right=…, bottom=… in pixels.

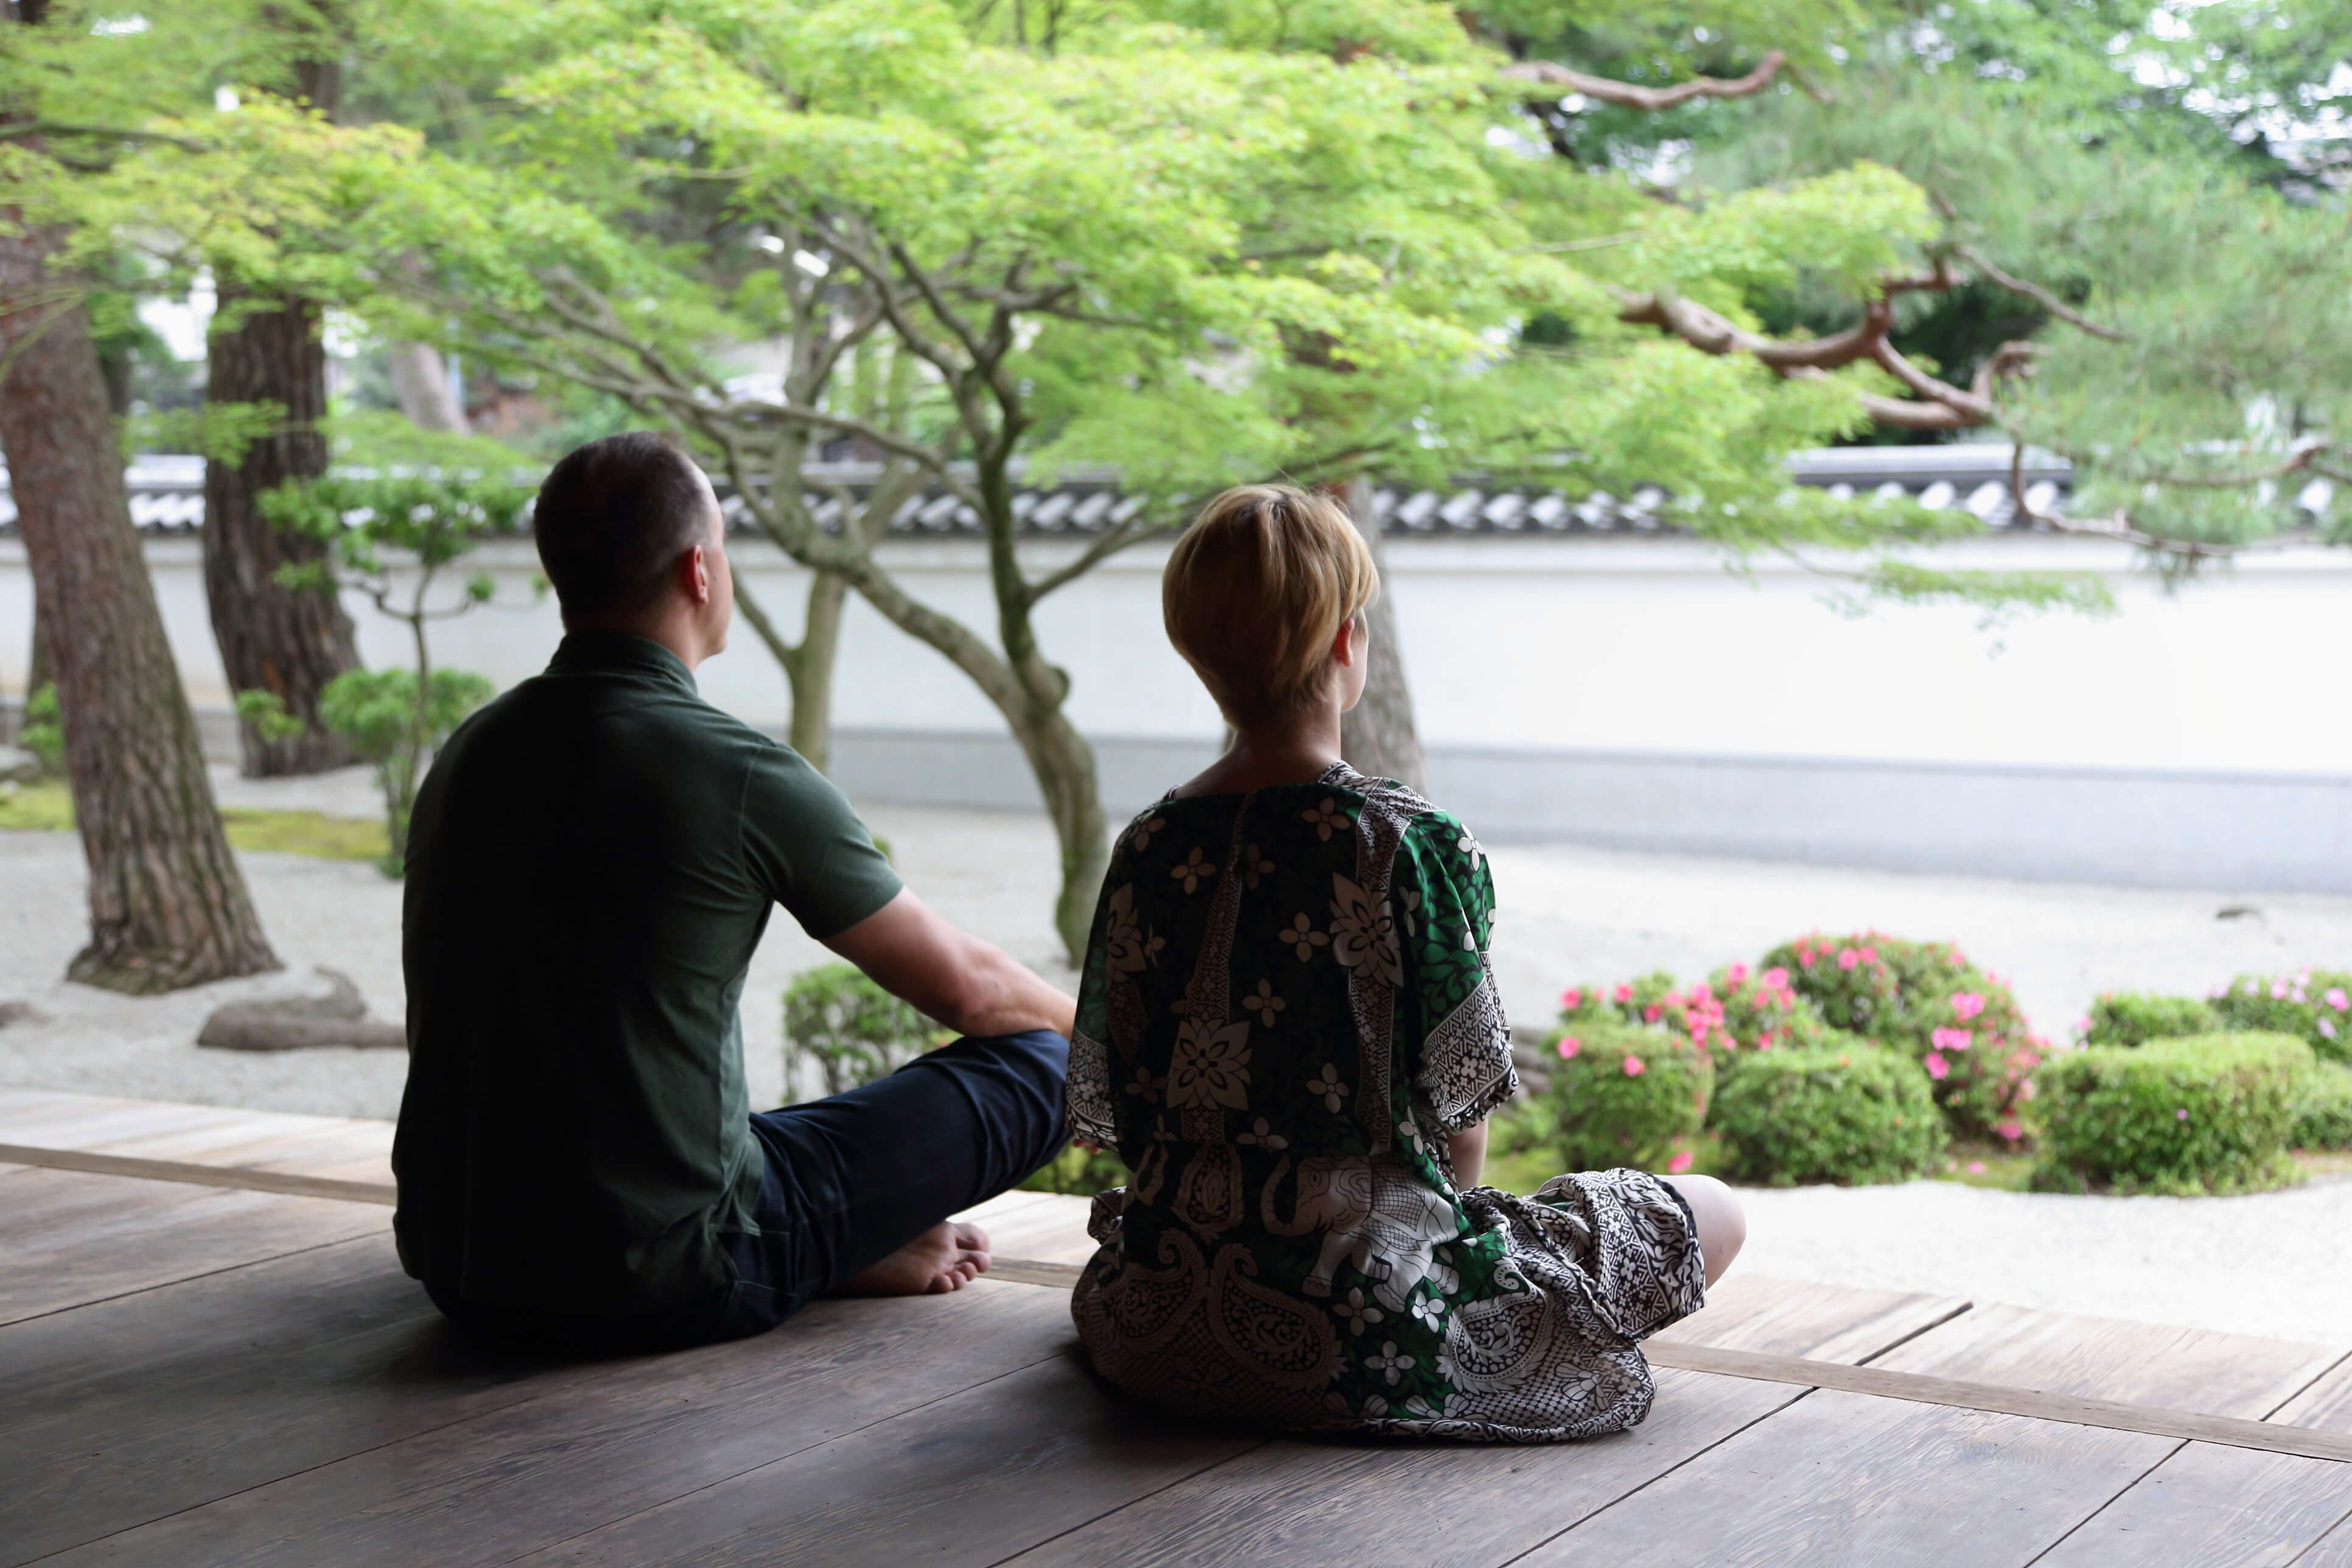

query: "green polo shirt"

left=392, top=631, right=902, bottom=1317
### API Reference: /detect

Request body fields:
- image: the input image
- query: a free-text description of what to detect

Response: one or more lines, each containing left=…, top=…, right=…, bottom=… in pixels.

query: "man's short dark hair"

left=533, top=433, right=717, bottom=618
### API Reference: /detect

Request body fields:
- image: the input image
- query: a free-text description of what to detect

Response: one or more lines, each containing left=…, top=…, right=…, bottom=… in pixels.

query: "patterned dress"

left=1067, top=764, right=1707, bottom=1441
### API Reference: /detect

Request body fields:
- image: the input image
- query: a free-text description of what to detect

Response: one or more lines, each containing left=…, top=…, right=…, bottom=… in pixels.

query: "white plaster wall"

left=2, top=531, right=2347, bottom=777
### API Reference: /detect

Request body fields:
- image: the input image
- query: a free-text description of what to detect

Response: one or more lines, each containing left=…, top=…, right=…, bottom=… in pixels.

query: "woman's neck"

left=1174, top=705, right=1348, bottom=797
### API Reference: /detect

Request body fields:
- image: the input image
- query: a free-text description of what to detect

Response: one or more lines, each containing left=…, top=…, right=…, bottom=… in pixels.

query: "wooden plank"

left=1003, top=1279, right=1970, bottom=1568
left=0, top=1168, right=386, bottom=1325
left=0, top=1143, right=396, bottom=1205
left=505, top=1351, right=1262, bottom=1567
left=44, top=1281, right=1086, bottom=1567
left=1642, top=1341, right=2352, bottom=1463
left=0, top=1089, right=394, bottom=1184
left=1521, top=1306, right=2350, bottom=1568
left=2031, top=1351, right=2352, bottom=1568
left=1651, top=1274, right=1969, bottom=1363
left=973, top=1192, right=1097, bottom=1265
left=0, top=1234, right=421, bottom=1435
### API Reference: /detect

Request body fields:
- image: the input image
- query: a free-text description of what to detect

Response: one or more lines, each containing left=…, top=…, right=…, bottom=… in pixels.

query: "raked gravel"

left=5, top=772, right=2350, bottom=1346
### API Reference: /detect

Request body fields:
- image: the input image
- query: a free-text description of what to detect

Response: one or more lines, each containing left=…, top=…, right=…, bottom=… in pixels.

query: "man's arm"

left=823, top=887, right=1077, bottom=1040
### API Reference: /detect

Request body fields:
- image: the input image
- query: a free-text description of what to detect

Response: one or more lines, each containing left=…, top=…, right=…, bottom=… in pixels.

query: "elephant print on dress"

left=1259, top=1153, right=1460, bottom=1312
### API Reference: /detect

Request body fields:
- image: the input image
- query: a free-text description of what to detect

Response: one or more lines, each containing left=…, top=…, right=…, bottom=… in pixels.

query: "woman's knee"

left=1664, top=1174, right=1746, bottom=1287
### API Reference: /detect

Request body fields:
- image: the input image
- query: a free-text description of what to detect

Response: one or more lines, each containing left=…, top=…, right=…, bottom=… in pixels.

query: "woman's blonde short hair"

left=1162, top=484, right=1380, bottom=723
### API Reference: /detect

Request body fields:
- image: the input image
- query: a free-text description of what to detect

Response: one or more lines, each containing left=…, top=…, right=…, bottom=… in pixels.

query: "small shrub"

left=319, top=667, right=496, bottom=875
left=2033, top=1032, right=2311, bottom=1195
left=2292, top=1064, right=2352, bottom=1150
left=1704, top=961, right=1836, bottom=1065
left=1765, top=931, right=2044, bottom=1142
left=2081, top=992, right=2224, bottom=1049
left=2215, top=970, right=2352, bottom=1065
left=18, top=683, right=63, bottom=774
left=1021, top=1142, right=1132, bottom=1196
left=1710, top=1040, right=1946, bottom=1186
left=1545, top=1020, right=1713, bottom=1172
left=782, top=963, right=938, bottom=1099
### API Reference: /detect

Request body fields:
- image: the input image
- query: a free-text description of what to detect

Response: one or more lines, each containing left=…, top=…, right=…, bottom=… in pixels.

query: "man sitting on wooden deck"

left=393, top=432, right=1077, bottom=1353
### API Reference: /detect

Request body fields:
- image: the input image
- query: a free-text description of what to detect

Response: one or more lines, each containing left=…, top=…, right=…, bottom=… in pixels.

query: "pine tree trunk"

left=202, top=281, right=362, bottom=775
left=1336, top=476, right=1426, bottom=792
left=1009, top=703, right=1110, bottom=967
left=0, top=220, right=281, bottom=993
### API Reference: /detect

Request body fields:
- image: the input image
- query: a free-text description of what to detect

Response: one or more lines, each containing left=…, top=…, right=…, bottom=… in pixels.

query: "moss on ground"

left=0, top=779, right=385, bottom=863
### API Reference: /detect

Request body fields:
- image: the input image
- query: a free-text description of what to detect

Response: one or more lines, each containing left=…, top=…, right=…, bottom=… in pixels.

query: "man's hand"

left=823, top=887, right=1077, bottom=1040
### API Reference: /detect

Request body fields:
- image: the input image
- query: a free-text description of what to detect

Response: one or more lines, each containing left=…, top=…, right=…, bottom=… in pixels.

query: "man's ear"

left=684, top=542, right=712, bottom=607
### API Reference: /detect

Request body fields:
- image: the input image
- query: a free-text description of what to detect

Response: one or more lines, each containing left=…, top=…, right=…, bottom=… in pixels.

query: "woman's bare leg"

left=1662, top=1174, right=1746, bottom=1287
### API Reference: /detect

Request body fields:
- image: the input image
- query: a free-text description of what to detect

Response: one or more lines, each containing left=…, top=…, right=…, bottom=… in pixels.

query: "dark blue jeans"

left=429, top=1029, right=1070, bottom=1353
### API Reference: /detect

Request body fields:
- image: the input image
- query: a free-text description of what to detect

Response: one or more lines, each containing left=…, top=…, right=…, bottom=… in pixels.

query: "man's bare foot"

left=838, top=1221, right=993, bottom=1297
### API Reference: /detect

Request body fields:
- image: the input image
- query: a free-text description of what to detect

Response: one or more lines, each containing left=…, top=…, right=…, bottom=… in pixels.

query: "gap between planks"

left=11, top=1139, right=2348, bottom=1468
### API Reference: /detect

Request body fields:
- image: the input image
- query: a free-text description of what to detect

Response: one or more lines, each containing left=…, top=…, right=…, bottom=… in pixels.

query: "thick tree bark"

left=202, top=281, right=362, bottom=775
left=0, top=220, right=281, bottom=992
left=1336, top=477, right=1427, bottom=793
left=200, top=49, right=359, bottom=776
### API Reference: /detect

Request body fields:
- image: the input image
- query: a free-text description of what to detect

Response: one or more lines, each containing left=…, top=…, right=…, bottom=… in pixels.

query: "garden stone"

left=197, top=967, right=406, bottom=1052
left=0, top=746, right=38, bottom=784
left=0, top=998, right=43, bottom=1029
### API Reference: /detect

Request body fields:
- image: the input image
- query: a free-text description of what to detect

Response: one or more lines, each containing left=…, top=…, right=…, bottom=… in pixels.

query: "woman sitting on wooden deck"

left=1065, top=484, right=1745, bottom=1440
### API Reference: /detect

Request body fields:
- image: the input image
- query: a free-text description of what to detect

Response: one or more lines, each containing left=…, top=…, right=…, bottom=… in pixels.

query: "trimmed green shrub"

left=783, top=963, right=939, bottom=1099
left=1545, top=1020, right=1713, bottom=1172
left=1710, top=1040, right=1947, bottom=1187
left=1704, top=961, right=1836, bottom=1064
left=2082, top=992, right=2224, bottom=1049
left=2292, top=1064, right=2352, bottom=1150
left=2216, top=970, right=2352, bottom=1064
left=18, top=683, right=62, bottom=774
left=1764, top=931, right=2045, bottom=1142
left=2033, top=1033, right=2311, bottom=1195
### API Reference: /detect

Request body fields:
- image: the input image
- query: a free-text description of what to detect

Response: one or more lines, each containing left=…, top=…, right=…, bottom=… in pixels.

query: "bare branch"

left=1950, top=244, right=2127, bottom=342
left=1024, top=514, right=1174, bottom=604
left=1502, top=50, right=1786, bottom=113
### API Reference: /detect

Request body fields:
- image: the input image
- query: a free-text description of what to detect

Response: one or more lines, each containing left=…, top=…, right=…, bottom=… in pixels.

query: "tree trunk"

left=1010, top=702, right=1110, bottom=967
left=0, top=219, right=281, bottom=993
left=387, top=340, right=468, bottom=432
left=201, top=47, right=359, bottom=777
left=783, top=570, right=849, bottom=773
left=202, top=280, right=362, bottom=775
left=1336, top=476, right=1426, bottom=793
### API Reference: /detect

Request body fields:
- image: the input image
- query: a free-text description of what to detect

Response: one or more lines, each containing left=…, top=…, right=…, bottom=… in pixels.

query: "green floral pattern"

left=1067, top=765, right=1707, bottom=1440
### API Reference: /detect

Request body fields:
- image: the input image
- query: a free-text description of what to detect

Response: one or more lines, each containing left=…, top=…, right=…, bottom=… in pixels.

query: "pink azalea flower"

left=1644, top=1005, right=1662, bottom=1024
left=2273, top=981, right=2291, bottom=1000
left=1667, top=1149, right=1695, bottom=1175
left=1622, top=1054, right=1646, bottom=1077
left=1799, top=951, right=1816, bottom=969
left=1665, top=990, right=1684, bottom=1008
left=2175, top=1107, right=2189, bottom=1121
left=1951, top=992, right=1986, bottom=1021
left=2322, top=1018, right=2339, bottom=1040
left=1727, top=962, right=1749, bottom=985
left=2329, top=988, right=2350, bottom=1012
left=1763, top=967, right=1788, bottom=989
left=1691, top=982, right=1713, bottom=1003
left=1925, top=1051, right=1950, bottom=1080
left=1838, top=949, right=1860, bottom=971
left=1690, top=1023, right=1710, bottom=1047
left=1996, top=1120, right=2023, bottom=1143
left=1966, top=1161, right=1986, bottom=1175
left=1860, top=946, right=1879, bottom=964
left=1561, top=987, right=1583, bottom=1010
left=1722, top=1033, right=1740, bottom=1052
left=1614, top=983, right=1633, bottom=1004
left=1557, top=1035, right=1581, bottom=1060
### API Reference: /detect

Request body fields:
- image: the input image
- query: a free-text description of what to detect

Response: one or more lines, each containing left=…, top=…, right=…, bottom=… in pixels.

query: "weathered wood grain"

left=1523, top=1304, right=2350, bottom=1568
left=0, top=1144, right=396, bottom=1205
left=0, top=1088, right=394, bottom=1184
left=0, top=1168, right=385, bottom=1326
left=2029, top=1348, right=2352, bottom=1567
left=0, top=1233, right=417, bottom=1435
left=973, top=1192, right=1097, bottom=1264
left=506, top=1350, right=1262, bottom=1568
left=41, top=1282, right=1084, bottom=1567
left=1001, top=1278, right=1971, bottom=1568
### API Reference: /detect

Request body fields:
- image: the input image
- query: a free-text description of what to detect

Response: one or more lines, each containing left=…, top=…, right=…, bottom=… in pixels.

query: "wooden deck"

left=5, top=1086, right=2350, bottom=1567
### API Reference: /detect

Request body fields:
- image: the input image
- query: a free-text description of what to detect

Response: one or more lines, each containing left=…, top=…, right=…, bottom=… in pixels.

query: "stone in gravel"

left=0, top=998, right=43, bottom=1029
left=197, top=968, right=406, bottom=1052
